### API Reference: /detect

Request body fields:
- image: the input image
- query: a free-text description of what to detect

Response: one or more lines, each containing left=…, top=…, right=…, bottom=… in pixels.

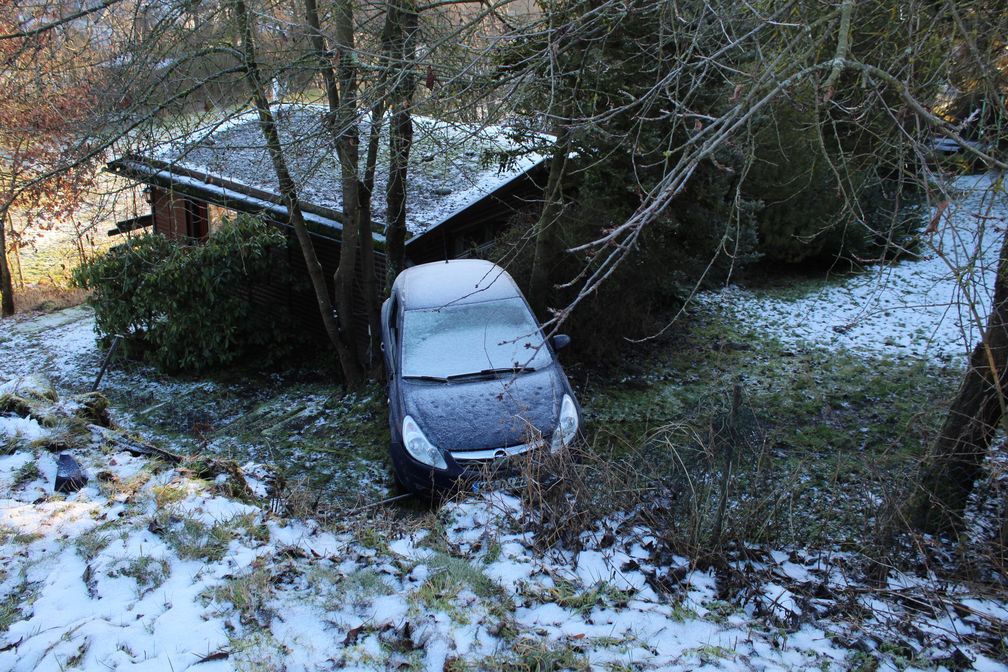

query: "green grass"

left=586, top=310, right=955, bottom=458
left=519, top=577, right=631, bottom=617
left=426, top=552, right=503, bottom=600
left=105, top=374, right=392, bottom=506
left=411, top=569, right=467, bottom=622
left=11, top=459, right=41, bottom=487
left=410, top=552, right=510, bottom=624
left=355, top=525, right=392, bottom=555
left=480, top=638, right=589, bottom=672
left=0, top=524, right=42, bottom=546
left=339, top=569, right=395, bottom=605
left=75, top=522, right=119, bottom=561
left=151, top=483, right=187, bottom=507
left=205, top=565, right=274, bottom=625
left=578, top=307, right=960, bottom=547
left=8, top=237, right=81, bottom=287
left=0, top=574, right=39, bottom=631
left=112, top=555, right=171, bottom=597
left=156, top=513, right=235, bottom=562
left=228, top=629, right=290, bottom=672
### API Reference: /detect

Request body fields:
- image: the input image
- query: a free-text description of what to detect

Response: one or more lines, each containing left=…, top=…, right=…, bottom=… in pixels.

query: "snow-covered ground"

left=701, top=173, right=1008, bottom=364
left=1, top=384, right=1006, bottom=672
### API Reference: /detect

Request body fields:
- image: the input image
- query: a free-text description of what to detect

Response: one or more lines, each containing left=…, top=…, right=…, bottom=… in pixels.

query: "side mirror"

left=551, top=334, right=571, bottom=351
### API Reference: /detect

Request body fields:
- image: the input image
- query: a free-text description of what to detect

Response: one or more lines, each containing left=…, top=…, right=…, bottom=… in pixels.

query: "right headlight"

left=550, top=394, right=578, bottom=452
left=402, top=415, right=447, bottom=469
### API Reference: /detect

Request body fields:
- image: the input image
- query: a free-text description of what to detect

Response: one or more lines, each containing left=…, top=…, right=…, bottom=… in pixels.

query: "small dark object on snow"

left=194, top=649, right=230, bottom=665
left=432, top=186, right=452, bottom=196
left=55, top=453, right=87, bottom=493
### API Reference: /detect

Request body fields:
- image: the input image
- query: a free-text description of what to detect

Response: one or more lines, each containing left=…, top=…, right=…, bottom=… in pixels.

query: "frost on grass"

left=701, top=173, right=1008, bottom=365
left=0, top=302, right=391, bottom=507
left=2, top=165, right=1008, bottom=669
left=2, top=379, right=1005, bottom=672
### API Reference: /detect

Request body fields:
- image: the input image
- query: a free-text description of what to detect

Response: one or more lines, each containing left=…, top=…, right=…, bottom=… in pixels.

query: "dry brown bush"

left=11, top=283, right=88, bottom=314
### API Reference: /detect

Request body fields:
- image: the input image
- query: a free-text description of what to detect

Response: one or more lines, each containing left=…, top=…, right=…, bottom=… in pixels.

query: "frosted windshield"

left=402, top=298, right=552, bottom=378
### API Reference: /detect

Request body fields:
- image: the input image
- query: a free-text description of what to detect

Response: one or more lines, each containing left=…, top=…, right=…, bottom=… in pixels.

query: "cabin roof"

left=110, top=104, right=548, bottom=239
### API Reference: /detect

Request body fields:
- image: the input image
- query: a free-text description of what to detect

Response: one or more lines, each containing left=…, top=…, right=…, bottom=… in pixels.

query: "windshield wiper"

left=446, top=366, right=536, bottom=381
left=402, top=375, right=450, bottom=383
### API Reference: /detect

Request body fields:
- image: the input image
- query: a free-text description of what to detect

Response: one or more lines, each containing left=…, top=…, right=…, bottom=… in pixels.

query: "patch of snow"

left=0, top=341, right=1005, bottom=672
left=0, top=415, right=47, bottom=442
left=0, top=452, right=33, bottom=479
left=0, top=374, right=54, bottom=399
left=175, top=494, right=259, bottom=524
left=701, top=172, right=1008, bottom=364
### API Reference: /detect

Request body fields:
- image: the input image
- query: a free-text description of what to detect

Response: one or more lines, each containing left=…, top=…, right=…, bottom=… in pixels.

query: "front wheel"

left=387, top=452, right=410, bottom=497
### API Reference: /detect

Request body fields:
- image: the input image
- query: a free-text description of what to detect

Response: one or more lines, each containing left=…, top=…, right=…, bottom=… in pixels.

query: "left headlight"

left=402, top=415, right=447, bottom=470
left=550, top=394, right=579, bottom=452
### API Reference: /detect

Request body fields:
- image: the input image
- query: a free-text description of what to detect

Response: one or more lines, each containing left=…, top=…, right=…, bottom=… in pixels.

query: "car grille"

left=450, top=442, right=536, bottom=464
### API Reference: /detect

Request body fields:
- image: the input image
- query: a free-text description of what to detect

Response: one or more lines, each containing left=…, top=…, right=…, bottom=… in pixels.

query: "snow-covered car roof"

left=394, top=259, right=523, bottom=309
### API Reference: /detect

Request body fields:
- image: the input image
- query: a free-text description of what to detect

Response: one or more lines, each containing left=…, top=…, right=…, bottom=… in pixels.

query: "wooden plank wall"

left=151, top=188, right=208, bottom=241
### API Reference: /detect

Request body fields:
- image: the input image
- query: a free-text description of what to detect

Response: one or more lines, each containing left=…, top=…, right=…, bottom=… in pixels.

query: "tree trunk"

left=384, top=0, right=418, bottom=289
left=353, top=3, right=395, bottom=369
left=0, top=205, right=14, bottom=316
left=303, top=0, right=368, bottom=383
left=328, top=0, right=367, bottom=369
left=912, top=227, right=1008, bottom=534
left=357, top=176, right=383, bottom=372
left=233, top=0, right=362, bottom=386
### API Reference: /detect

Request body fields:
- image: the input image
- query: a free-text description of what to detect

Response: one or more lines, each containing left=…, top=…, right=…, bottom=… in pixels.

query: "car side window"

left=389, top=295, right=400, bottom=353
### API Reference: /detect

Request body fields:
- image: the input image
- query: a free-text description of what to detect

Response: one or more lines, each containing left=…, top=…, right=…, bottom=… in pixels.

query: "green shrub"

left=73, top=215, right=301, bottom=372
left=743, top=97, right=923, bottom=264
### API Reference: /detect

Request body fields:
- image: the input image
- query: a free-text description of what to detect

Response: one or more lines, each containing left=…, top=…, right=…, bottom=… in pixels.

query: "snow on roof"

left=148, top=104, right=548, bottom=235
left=113, top=160, right=374, bottom=239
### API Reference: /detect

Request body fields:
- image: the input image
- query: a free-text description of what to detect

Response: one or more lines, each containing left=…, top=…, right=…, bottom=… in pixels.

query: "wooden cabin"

left=107, top=105, right=549, bottom=352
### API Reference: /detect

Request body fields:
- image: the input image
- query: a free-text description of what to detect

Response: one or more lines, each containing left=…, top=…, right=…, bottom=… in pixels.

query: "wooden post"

left=91, top=334, right=122, bottom=392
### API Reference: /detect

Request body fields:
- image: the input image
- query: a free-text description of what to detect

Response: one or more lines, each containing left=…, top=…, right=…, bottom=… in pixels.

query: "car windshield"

left=401, top=298, right=553, bottom=379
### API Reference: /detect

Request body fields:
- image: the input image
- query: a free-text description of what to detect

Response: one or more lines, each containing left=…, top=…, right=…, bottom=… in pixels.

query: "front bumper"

left=390, top=439, right=547, bottom=494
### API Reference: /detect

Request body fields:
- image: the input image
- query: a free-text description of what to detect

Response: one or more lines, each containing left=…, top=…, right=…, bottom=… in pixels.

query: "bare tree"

left=0, top=3, right=102, bottom=316
left=383, top=0, right=419, bottom=287
left=232, top=0, right=364, bottom=384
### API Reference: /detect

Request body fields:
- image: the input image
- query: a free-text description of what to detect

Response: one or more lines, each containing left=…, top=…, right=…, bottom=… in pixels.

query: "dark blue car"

left=381, top=259, right=581, bottom=494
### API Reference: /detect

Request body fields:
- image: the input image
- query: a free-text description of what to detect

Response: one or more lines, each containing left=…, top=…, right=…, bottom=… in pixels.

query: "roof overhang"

left=107, top=155, right=387, bottom=244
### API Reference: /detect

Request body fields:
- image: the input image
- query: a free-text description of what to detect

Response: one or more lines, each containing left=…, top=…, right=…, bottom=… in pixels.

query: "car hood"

left=401, top=367, right=565, bottom=451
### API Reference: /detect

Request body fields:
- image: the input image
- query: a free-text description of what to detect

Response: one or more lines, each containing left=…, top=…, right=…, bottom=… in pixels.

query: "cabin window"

left=454, top=224, right=494, bottom=259
left=184, top=199, right=209, bottom=241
